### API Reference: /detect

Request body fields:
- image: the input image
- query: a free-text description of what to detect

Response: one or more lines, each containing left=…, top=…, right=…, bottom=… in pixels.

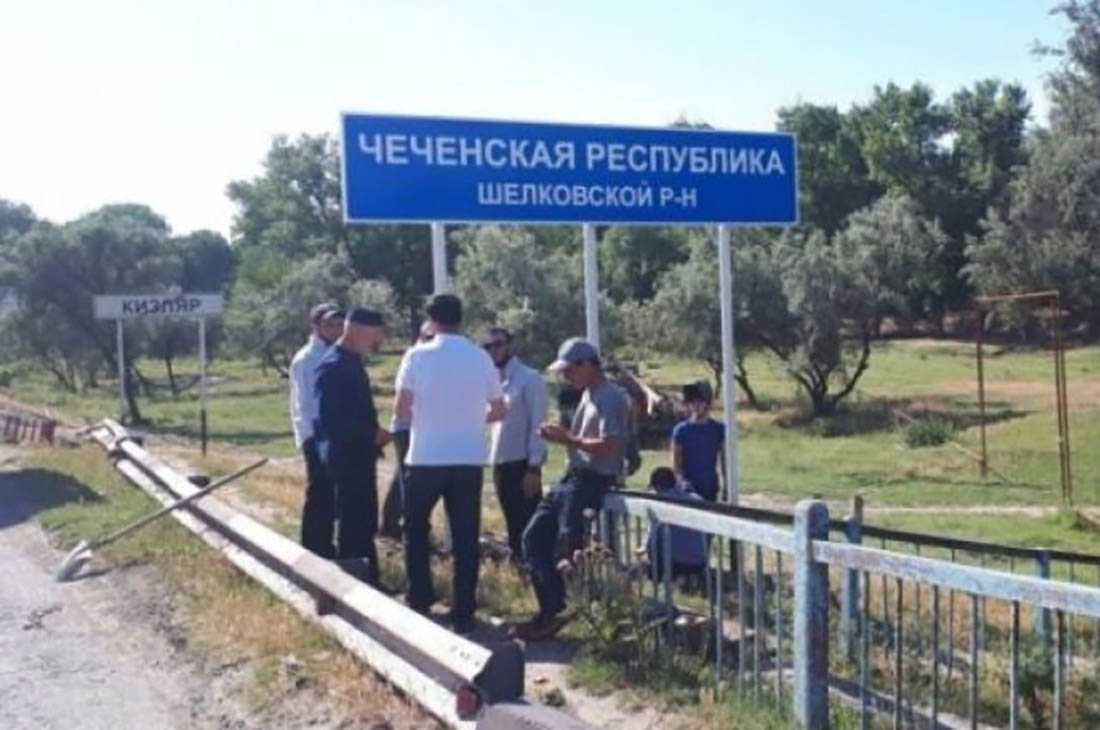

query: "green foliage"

left=904, top=416, right=959, bottom=448
left=776, top=103, right=881, bottom=235
left=625, top=228, right=763, bottom=406
left=453, top=225, right=618, bottom=366
left=226, top=253, right=396, bottom=375
left=598, top=226, right=690, bottom=302
left=966, top=3, right=1100, bottom=334
left=227, top=134, right=434, bottom=337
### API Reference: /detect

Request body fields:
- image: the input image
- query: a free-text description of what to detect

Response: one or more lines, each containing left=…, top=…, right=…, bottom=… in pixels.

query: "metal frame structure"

left=974, top=290, right=1073, bottom=504
left=599, top=491, right=1100, bottom=729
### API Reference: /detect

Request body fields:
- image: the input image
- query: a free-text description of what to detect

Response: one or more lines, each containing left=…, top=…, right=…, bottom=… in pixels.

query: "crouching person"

left=511, top=338, right=629, bottom=642
left=639, top=467, right=707, bottom=590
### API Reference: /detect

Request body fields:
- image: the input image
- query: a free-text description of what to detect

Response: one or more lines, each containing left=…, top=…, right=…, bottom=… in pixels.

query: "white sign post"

left=430, top=222, right=449, bottom=294
left=582, top=224, right=600, bottom=351
left=716, top=224, right=739, bottom=505
left=94, top=293, right=224, bottom=455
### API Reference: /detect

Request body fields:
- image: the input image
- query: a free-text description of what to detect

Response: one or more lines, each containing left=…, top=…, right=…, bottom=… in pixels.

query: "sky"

left=0, top=0, right=1070, bottom=238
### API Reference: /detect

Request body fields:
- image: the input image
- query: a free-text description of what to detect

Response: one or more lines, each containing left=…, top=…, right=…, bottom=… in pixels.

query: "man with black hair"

left=512, top=337, right=630, bottom=641
left=290, top=303, right=343, bottom=557
left=640, top=467, right=707, bottom=585
left=314, top=308, right=390, bottom=584
left=484, top=326, right=547, bottom=564
left=395, top=294, right=505, bottom=634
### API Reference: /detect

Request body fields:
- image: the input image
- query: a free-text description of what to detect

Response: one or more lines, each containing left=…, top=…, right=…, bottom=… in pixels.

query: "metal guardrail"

left=0, top=411, right=57, bottom=444
left=600, top=493, right=1100, bottom=729
left=85, top=419, right=551, bottom=729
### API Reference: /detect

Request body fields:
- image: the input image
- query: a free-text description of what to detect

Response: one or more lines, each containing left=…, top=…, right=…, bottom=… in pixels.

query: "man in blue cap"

left=512, top=337, right=630, bottom=641
left=313, top=307, right=390, bottom=584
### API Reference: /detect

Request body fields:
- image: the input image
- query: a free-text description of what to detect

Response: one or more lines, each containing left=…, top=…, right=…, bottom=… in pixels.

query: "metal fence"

left=0, top=411, right=56, bottom=444
left=597, top=493, right=1100, bottom=729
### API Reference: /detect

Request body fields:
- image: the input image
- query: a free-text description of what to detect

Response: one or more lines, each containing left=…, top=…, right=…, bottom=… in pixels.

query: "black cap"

left=346, top=308, right=384, bottom=327
left=310, top=302, right=337, bottom=324
left=682, top=380, right=713, bottom=403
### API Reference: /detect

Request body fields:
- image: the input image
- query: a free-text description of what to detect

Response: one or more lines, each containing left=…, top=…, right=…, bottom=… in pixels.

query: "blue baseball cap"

left=548, top=337, right=600, bottom=372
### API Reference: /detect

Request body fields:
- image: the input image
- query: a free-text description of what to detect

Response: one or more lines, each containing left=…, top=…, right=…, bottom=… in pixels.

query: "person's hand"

left=521, top=469, right=542, bottom=498
left=539, top=423, right=570, bottom=445
left=375, top=429, right=392, bottom=447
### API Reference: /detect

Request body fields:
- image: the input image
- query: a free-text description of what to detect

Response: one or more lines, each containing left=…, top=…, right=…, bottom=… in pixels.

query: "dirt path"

left=0, top=445, right=398, bottom=730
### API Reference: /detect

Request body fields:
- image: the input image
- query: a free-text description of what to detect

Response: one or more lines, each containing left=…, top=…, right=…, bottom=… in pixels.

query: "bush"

left=904, top=416, right=958, bottom=448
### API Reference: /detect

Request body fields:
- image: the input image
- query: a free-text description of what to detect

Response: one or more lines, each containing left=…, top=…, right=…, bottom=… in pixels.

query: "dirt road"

left=0, top=446, right=388, bottom=730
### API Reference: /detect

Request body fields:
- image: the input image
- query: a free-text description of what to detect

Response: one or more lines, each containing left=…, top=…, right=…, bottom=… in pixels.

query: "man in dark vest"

left=313, top=307, right=390, bottom=584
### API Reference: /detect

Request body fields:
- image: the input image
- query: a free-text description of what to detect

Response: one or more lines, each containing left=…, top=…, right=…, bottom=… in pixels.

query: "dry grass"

left=21, top=445, right=437, bottom=728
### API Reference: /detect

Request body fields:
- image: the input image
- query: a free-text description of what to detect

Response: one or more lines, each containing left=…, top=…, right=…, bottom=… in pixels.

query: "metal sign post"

left=582, top=224, right=600, bottom=350
left=431, top=222, right=449, bottom=294
left=716, top=224, right=739, bottom=505
left=115, top=319, right=126, bottom=421
left=340, top=112, right=799, bottom=506
left=198, top=317, right=208, bottom=455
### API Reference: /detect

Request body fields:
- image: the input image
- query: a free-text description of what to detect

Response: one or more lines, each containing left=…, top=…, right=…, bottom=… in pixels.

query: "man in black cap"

left=290, top=302, right=343, bottom=557
left=512, top=337, right=630, bottom=641
left=313, top=307, right=390, bottom=584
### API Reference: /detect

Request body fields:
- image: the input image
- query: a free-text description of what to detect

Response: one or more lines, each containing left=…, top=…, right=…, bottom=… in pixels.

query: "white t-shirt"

left=395, top=333, right=503, bottom=466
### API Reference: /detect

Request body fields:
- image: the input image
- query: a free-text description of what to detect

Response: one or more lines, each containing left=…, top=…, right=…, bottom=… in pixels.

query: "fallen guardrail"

left=82, top=419, right=584, bottom=729
left=1, top=411, right=57, bottom=444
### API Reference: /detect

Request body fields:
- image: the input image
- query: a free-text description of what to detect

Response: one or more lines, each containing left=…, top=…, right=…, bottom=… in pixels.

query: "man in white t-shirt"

left=394, top=294, right=505, bottom=634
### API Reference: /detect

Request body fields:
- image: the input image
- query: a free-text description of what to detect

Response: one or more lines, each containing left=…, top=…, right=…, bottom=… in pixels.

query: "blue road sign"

left=341, top=113, right=797, bottom=225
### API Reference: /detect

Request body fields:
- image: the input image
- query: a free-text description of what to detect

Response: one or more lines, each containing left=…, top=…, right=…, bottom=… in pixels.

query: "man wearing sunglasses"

left=483, top=327, right=548, bottom=565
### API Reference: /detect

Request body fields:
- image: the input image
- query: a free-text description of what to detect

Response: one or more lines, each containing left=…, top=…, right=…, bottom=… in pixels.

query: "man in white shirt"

left=289, top=303, right=343, bottom=557
left=395, top=294, right=505, bottom=634
left=484, top=327, right=547, bottom=564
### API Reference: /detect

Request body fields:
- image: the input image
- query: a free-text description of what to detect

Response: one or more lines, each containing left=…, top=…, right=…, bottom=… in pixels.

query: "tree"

left=775, top=103, right=881, bottom=235
left=226, top=253, right=396, bottom=376
left=965, top=2, right=1100, bottom=333
left=143, top=230, right=236, bottom=395
left=227, top=134, right=435, bottom=338
left=628, top=228, right=764, bottom=407
left=835, top=194, right=948, bottom=330
left=5, top=205, right=179, bottom=419
left=736, top=201, right=942, bottom=417
left=598, top=226, right=691, bottom=303
left=848, top=80, right=1030, bottom=315
left=453, top=226, right=615, bottom=367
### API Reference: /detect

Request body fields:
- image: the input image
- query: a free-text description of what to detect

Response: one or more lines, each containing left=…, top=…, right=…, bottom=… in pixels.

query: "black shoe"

left=406, top=598, right=432, bottom=617
left=449, top=615, right=475, bottom=635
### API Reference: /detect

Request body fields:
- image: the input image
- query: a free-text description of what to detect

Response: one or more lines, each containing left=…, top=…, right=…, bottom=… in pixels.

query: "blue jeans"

left=522, top=469, right=614, bottom=617
left=403, top=465, right=483, bottom=621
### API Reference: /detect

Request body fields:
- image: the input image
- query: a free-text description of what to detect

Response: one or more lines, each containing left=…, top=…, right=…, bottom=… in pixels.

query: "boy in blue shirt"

left=640, top=467, right=707, bottom=584
left=671, top=381, right=726, bottom=502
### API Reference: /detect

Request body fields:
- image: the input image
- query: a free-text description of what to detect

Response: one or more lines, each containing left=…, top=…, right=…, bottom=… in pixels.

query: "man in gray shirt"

left=512, top=337, right=629, bottom=641
left=485, top=327, right=548, bottom=563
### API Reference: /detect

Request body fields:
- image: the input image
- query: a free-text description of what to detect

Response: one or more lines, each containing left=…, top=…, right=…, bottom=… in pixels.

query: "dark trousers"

left=300, top=438, right=336, bottom=558
left=330, top=456, right=379, bottom=582
left=380, top=430, right=409, bottom=536
left=522, top=469, right=613, bottom=618
left=404, top=465, right=483, bottom=621
left=493, top=460, right=540, bottom=561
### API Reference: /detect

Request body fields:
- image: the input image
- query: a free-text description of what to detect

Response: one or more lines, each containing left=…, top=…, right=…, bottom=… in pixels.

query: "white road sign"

left=93, top=294, right=224, bottom=320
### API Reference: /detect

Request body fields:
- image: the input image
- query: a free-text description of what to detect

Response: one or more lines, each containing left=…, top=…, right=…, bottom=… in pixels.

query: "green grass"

left=3, top=339, right=1097, bottom=507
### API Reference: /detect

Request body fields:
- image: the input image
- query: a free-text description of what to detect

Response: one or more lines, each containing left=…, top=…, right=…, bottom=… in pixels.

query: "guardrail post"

left=1036, top=550, right=1052, bottom=654
left=794, top=499, right=830, bottom=729
left=841, top=495, right=863, bottom=660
